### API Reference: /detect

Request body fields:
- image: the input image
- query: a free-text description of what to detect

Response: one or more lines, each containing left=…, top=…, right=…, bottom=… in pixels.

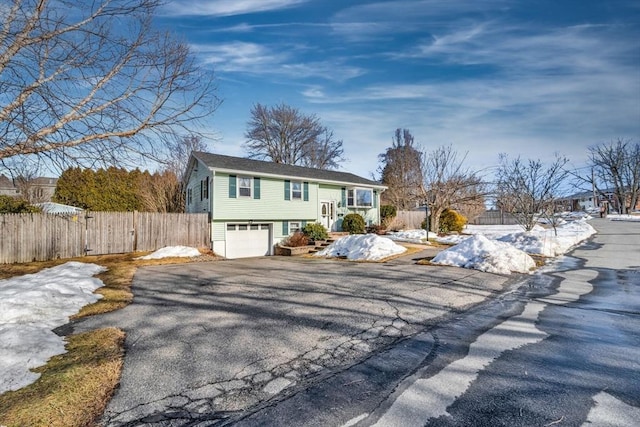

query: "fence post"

left=132, top=210, right=138, bottom=252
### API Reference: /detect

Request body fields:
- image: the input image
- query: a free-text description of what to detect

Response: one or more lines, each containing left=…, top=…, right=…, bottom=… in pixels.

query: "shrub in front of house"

left=439, top=208, right=467, bottom=233
left=380, top=204, right=397, bottom=228
left=281, top=231, right=309, bottom=247
left=303, top=222, right=329, bottom=241
left=342, top=213, right=366, bottom=234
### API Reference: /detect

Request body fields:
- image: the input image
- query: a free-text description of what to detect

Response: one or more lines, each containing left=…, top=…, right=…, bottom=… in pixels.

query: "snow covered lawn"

left=386, top=229, right=435, bottom=244
left=0, top=262, right=106, bottom=394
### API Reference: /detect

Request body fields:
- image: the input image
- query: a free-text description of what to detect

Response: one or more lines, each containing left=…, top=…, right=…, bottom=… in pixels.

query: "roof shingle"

left=192, top=152, right=383, bottom=187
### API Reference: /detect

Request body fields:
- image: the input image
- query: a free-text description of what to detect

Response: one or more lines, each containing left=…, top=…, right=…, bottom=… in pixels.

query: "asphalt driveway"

left=75, top=251, right=514, bottom=426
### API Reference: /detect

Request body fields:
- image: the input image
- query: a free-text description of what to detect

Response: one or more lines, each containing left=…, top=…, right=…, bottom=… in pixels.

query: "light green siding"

left=213, top=173, right=318, bottom=221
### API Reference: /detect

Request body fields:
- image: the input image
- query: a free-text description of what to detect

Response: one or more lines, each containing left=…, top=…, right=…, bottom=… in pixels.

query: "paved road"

left=235, top=218, right=639, bottom=426
left=74, top=247, right=514, bottom=426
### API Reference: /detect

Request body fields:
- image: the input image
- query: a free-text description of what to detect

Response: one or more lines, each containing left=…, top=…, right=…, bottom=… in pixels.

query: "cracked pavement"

left=73, top=250, right=513, bottom=426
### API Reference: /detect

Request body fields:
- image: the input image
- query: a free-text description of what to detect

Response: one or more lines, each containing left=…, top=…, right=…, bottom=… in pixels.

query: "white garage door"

left=226, top=223, right=271, bottom=259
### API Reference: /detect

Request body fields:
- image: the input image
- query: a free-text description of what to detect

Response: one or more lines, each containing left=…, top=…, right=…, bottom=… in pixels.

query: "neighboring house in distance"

left=564, top=189, right=636, bottom=213
left=184, top=152, right=386, bottom=259
left=0, top=175, right=58, bottom=202
left=19, top=177, right=58, bottom=203
left=0, top=175, right=19, bottom=197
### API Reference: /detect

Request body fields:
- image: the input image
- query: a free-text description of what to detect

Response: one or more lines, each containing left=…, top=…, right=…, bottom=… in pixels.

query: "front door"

left=320, top=201, right=335, bottom=231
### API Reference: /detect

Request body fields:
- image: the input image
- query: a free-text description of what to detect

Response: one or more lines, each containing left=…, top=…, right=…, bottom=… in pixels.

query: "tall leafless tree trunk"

left=496, top=153, right=569, bottom=233
left=0, top=0, right=218, bottom=169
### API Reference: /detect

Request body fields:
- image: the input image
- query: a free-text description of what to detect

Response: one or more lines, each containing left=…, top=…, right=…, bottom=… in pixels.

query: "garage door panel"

left=226, top=224, right=271, bottom=258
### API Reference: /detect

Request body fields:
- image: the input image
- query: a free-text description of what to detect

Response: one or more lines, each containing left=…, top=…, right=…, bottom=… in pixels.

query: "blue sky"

left=156, top=0, right=639, bottom=179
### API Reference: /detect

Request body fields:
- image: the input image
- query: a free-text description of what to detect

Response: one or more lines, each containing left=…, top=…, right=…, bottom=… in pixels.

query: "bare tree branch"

left=422, top=145, right=487, bottom=232
left=496, top=153, right=570, bottom=232
left=0, top=0, right=219, bottom=168
left=573, top=138, right=640, bottom=214
left=244, top=103, right=344, bottom=169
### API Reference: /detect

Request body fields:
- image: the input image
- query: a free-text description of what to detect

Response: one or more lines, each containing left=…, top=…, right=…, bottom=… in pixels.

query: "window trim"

left=289, top=221, right=302, bottom=233
left=346, top=187, right=373, bottom=208
left=237, top=176, right=253, bottom=198
left=291, top=181, right=303, bottom=200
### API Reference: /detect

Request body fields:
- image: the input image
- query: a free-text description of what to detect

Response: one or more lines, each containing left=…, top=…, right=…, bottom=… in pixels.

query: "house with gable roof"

left=184, top=152, right=386, bottom=258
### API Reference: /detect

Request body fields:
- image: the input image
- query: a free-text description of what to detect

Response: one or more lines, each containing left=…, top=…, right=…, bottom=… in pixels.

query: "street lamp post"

left=424, top=202, right=430, bottom=233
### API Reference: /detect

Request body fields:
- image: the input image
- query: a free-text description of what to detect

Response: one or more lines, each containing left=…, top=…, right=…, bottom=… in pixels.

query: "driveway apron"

left=75, top=252, right=513, bottom=426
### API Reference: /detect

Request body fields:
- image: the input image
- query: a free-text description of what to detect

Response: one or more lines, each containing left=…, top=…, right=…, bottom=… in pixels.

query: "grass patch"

left=0, top=250, right=218, bottom=427
left=0, top=328, right=124, bottom=427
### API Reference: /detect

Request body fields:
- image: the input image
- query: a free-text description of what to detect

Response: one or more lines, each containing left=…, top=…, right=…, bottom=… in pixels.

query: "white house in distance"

left=184, top=152, right=386, bottom=259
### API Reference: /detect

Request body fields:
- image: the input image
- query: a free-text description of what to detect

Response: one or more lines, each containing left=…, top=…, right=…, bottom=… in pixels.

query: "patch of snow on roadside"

left=608, top=214, right=640, bottom=222
left=315, top=234, right=407, bottom=261
left=432, top=234, right=535, bottom=274
left=137, top=246, right=201, bottom=260
left=0, top=262, right=106, bottom=394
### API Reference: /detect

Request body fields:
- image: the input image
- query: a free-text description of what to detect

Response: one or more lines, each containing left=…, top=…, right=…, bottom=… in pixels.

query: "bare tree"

left=496, top=153, right=570, bottom=233
left=579, top=139, right=640, bottom=214
left=0, top=0, right=218, bottom=168
left=422, top=145, right=486, bottom=233
left=244, top=103, right=344, bottom=169
left=164, top=135, right=209, bottom=180
left=378, top=129, right=424, bottom=210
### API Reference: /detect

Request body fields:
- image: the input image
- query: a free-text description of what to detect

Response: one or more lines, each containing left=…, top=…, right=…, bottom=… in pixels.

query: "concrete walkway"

left=75, top=249, right=515, bottom=426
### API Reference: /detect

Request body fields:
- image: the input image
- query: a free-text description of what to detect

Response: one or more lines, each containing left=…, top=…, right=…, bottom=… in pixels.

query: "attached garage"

left=225, top=223, right=272, bottom=259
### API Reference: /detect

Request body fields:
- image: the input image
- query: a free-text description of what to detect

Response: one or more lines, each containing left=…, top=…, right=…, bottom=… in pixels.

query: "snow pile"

left=386, top=229, right=433, bottom=244
left=432, top=234, right=536, bottom=274
left=608, top=214, right=640, bottom=222
left=315, top=234, right=407, bottom=261
left=137, top=246, right=201, bottom=260
left=430, top=219, right=596, bottom=274
left=0, top=262, right=106, bottom=394
left=497, top=220, right=596, bottom=257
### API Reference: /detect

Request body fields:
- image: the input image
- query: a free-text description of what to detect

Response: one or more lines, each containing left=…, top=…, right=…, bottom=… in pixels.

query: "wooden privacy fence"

left=387, top=210, right=427, bottom=230
left=387, top=209, right=520, bottom=230
left=0, top=212, right=210, bottom=264
left=468, top=210, right=520, bottom=226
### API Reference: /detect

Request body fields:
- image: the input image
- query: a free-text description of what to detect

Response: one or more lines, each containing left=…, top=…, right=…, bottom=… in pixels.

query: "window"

left=187, top=188, right=192, bottom=205
left=238, top=176, right=252, bottom=197
left=291, top=181, right=302, bottom=200
left=289, top=221, right=301, bottom=232
left=347, top=188, right=373, bottom=207
left=204, top=176, right=209, bottom=199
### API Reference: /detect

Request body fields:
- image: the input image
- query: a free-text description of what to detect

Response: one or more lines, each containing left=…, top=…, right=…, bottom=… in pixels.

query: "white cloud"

left=192, top=41, right=287, bottom=71
left=163, top=0, right=308, bottom=17
left=330, top=0, right=509, bottom=40
left=192, top=42, right=365, bottom=82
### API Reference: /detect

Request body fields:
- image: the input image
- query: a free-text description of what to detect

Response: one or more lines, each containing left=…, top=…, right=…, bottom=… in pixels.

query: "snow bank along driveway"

left=0, top=262, right=105, bottom=394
